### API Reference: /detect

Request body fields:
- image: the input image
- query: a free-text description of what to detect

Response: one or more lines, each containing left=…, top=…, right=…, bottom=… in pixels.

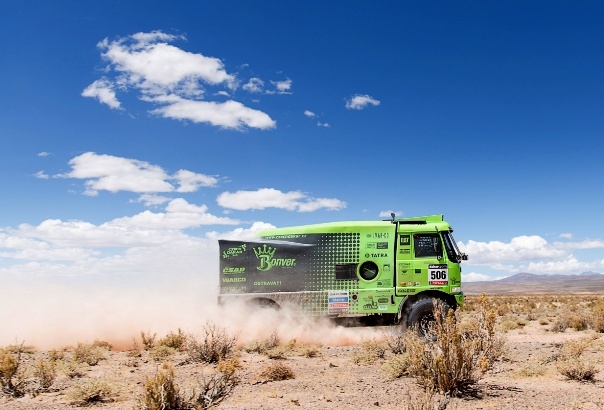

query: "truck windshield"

left=442, top=231, right=463, bottom=262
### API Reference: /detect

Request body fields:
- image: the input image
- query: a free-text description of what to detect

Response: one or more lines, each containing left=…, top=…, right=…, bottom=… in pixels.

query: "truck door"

left=411, top=233, right=447, bottom=289
left=395, top=232, right=414, bottom=295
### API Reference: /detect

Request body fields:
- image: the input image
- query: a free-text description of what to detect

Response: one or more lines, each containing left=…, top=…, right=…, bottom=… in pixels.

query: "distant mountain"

left=580, top=271, right=602, bottom=276
left=497, top=272, right=539, bottom=283
left=462, top=272, right=604, bottom=294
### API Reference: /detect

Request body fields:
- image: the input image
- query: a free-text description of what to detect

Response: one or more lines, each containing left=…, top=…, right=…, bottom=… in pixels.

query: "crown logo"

left=253, top=244, right=276, bottom=259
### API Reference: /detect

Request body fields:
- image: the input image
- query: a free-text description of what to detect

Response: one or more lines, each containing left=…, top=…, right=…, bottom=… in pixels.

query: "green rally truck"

left=218, top=214, right=467, bottom=329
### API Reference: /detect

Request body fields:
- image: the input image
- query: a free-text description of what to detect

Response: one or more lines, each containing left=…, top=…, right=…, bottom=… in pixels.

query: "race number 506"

left=430, top=270, right=447, bottom=280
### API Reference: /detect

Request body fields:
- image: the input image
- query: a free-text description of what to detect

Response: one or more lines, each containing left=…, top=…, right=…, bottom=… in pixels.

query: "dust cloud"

left=1, top=276, right=387, bottom=351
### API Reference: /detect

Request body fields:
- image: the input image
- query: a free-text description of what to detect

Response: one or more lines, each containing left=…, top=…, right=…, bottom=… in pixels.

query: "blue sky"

left=2, top=0, right=604, bottom=296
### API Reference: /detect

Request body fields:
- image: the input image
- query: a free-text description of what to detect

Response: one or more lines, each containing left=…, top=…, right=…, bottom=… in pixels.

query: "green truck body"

left=218, top=214, right=467, bottom=328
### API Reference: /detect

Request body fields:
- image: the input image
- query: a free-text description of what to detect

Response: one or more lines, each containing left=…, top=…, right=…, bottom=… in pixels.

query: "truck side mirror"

left=433, top=237, right=442, bottom=255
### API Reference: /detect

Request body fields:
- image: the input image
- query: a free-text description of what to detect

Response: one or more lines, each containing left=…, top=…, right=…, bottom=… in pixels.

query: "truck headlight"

left=452, top=287, right=462, bottom=294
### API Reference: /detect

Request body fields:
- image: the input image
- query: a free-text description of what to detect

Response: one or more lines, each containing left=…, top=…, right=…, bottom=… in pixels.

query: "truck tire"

left=405, top=297, right=449, bottom=336
left=246, top=298, right=281, bottom=311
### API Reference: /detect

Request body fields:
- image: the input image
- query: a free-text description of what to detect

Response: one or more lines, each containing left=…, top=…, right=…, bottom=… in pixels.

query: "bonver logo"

left=253, top=244, right=296, bottom=271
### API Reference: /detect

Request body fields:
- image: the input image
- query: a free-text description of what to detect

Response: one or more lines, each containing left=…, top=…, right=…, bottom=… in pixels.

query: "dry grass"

left=297, top=343, right=323, bottom=358
left=33, top=358, right=57, bottom=390
left=555, top=336, right=599, bottom=381
left=556, top=358, right=597, bottom=381
left=404, top=298, right=505, bottom=395
left=136, top=364, right=189, bottom=410
left=384, top=330, right=406, bottom=354
left=156, top=328, right=187, bottom=351
left=256, top=362, right=295, bottom=382
left=588, top=300, right=604, bottom=332
left=464, top=294, right=604, bottom=334
left=186, top=321, right=238, bottom=364
left=140, top=331, right=157, bottom=350
left=66, top=378, right=120, bottom=406
left=243, top=331, right=280, bottom=354
left=57, top=358, right=85, bottom=378
left=404, top=388, right=450, bottom=410
left=0, top=344, right=28, bottom=397
left=382, top=354, right=410, bottom=379
left=150, top=345, right=177, bottom=362
left=352, top=339, right=386, bottom=365
left=191, top=372, right=238, bottom=409
left=72, top=342, right=108, bottom=366
left=513, top=361, right=548, bottom=377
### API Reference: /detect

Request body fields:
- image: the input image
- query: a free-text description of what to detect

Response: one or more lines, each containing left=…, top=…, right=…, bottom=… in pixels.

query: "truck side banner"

left=219, top=232, right=360, bottom=294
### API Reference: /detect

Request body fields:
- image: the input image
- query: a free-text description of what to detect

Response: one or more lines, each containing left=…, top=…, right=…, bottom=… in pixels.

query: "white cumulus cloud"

left=270, top=79, right=292, bottom=94
left=242, top=78, right=265, bottom=93
left=345, top=94, right=380, bottom=110
left=83, top=31, right=278, bottom=130
left=150, top=96, right=275, bottom=130
left=462, top=272, right=494, bottom=282
left=81, top=78, right=122, bottom=109
left=460, top=235, right=604, bottom=275
left=216, top=188, right=346, bottom=212
left=61, top=152, right=218, bottom=196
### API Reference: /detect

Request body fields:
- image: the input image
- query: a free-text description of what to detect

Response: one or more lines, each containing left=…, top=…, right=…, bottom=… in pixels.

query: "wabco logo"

left=222, top=244, right=246, bottom=259
left=253, top=244, right=296, bottom=271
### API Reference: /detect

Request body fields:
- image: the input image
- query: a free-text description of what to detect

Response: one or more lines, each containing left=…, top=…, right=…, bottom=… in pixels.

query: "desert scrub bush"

left=405, top=300, right=505, bottom=395
left=538, top=317, right=550, bottom=326
left=384, top=330, right=406, bottom=354
left=157, top=328, right=188, bottom=351
left=404, top=388, right=450, bottom=410
left=190, top=372, right=238, bottom=409
left=216, top=357, right=240, bottom=376
left=589, top=301, right=604, bottom=332
left=150, top=345, right=177, bottom=362
left=555, top=336, right=598, bottom=382
left=57, top=358, right=85, bottom=378
left=513, top=361, right=547, bottom=377
left=91, top=339, right=112, bottom=350
left=297, top=343, right=322, bottom=358
left=136, top=363, right=238, bottom=410
left=265, top=345, right=291, bottom=360
left=128, top=338, right=143, bottom=358
left=72, top=342, right=107, bottom=366
left=558, top=337, right=593, bottom=359
left=136, top=364, right=189, bottom=410
left=0, top=344, right=28, bottom=397
left=141, top=330, right=157, bottom=350
left=551, top=308, right=589, bottom=332
left=48, top=349, right=65, bottom=361
left=33, top=358, right=57, bottom=390
left=256, top=362, right=295, bottom=382
left=381, top=353, right=410, bottom=379
left=352, top=339, right=386, bottom=365
left=243, top=331, right=280, bottom=354
left=557, top=358, right=597, bottom=381
left=66, top=378, right=120, bottom=406
left=187, top=322, right=238, bottom=364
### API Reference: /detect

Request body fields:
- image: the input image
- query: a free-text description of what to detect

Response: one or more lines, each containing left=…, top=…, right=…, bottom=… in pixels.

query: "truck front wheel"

left=405, top=297, right=449, bottom=336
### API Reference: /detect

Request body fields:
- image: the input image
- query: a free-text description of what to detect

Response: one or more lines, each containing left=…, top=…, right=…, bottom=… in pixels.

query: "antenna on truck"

left=391, top=212, right=396, bottom=222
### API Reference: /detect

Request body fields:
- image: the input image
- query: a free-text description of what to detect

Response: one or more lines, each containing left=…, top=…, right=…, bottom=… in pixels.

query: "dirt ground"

left=2, top=316, right=604, bottom=409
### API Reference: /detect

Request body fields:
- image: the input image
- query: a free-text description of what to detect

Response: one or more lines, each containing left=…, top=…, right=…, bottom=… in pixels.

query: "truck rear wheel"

left=246, top=298, right=280, bottom=311
left=405, top=297, right=449, bottom=336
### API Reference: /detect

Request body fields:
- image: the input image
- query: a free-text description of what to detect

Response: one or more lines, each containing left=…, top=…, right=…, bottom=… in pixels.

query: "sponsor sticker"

left=428, top=264, right=449, bottom=286
left=328, top=290, right=350, bottom=314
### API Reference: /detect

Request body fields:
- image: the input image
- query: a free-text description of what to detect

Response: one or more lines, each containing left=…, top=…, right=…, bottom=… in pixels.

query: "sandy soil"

left=1, top=321, right=603, bottom=410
